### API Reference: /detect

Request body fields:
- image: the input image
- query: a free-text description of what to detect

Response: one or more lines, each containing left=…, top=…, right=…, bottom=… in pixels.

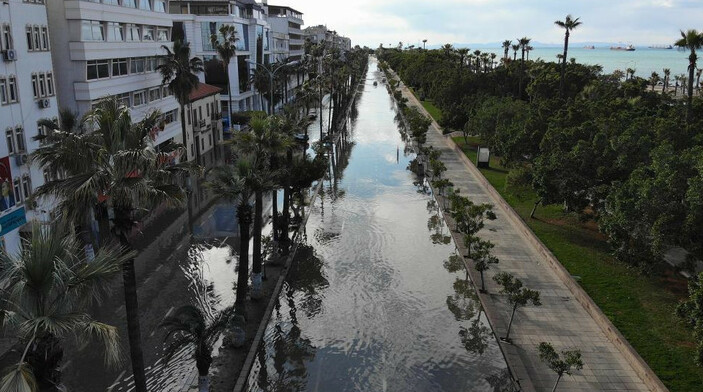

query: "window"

left=206, top=102, right=210, bottom=117
left=7, top=76, right=17, bottom=103
left=107, top=22, right=123, bottom=42
left=31, top=74, right=39, bottom=98
left=112, top=58, right=128, bottom=76
left=40, top=26, right=49, bottom=50
left=126, top=24, right=140, bottom=41
left=21, top=175, right=32, bottom=202
left=13, top=178, right=22, bottom=203
left=46, top=72, right=54, bottom=96
left=15, top=127, right=25, bottom=152
left=133, top=90, right=146, bottom=106
left=142, top=26, right=154, bottom=41
left=103, top=0, right=119, bottom=5
left=1, top=24, right=12, bottom=50
left=149, top=87, right=161, bottom=102
left=122, top=0, right=136, bottom=8
left=187, top=108, right=191, bottom=125
left=0, top=77, right=7, bottom=104
left=5, top=129, right=14, bottom=154
left=116, top=92, right=131, bottom=107
left=153, top=0, right=166, bottom=12
left=145, top=57, right=157, bottom=72
left=38, top=73, right=46, bottom=97
left=32, top=26, right=41, bottom=51
left=81, top=21, right=104, bottom=41
left=157, top=28, right=169, bottom=42
left=130, top=57, right=145, bottom=74
left=87, top=59, right=110, bottom=80
left=138, top=0, right=151, bottom=11
left=26, top=26, right=33, bottom=51
left=162, top=85, right=172, bottom=98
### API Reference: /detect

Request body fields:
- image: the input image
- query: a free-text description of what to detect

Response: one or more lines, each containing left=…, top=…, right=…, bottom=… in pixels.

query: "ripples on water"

left=245, top=59, right=511, bottom=392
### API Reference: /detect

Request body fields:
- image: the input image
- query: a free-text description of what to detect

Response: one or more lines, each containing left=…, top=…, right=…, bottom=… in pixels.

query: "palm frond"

left=78, top=321, right=123, bottom=368
left=0, top=363, right=37, bottom=392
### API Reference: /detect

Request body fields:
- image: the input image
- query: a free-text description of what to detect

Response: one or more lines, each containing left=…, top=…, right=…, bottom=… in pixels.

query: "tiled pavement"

left=392, top=71, right=661, bottom=391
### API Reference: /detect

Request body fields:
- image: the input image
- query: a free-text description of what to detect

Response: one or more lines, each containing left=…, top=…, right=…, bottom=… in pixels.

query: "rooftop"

left=189, top=83, right=223, bottom=102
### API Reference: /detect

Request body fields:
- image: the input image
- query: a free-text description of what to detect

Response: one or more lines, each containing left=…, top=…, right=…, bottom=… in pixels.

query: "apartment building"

left=185, top=82, right=223, bottom=165
left=304, top=24, right=352, bottom=52
left=46, top=0, right=181, bottom=151
left=170, top=0, right=273, bottom=129
left=0, top=0, right=58, bottom=253
left=266, top=4, right=303, bottom=61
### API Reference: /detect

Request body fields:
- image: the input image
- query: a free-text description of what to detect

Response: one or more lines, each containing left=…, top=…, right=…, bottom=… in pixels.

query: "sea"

left=473, top=46, right=690, bottom=78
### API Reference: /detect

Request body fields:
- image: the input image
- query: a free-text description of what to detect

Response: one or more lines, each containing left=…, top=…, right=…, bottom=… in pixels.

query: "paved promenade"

left=394, top=74, right=664, bottom=391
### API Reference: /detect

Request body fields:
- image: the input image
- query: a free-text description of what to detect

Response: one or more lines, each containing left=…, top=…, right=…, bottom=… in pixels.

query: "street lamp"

left=246, top=59, right=294, bottom=114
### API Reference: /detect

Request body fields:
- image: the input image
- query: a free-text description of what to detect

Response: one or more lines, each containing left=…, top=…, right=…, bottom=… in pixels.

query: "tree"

left=676, top=272, right=703, bottom=366
left=519, top=37, right=531, bottom=64
left=160, top=305, right=235, bottom=392
left=210, top=25, right=239, bottom=125
left=31, top=98, right=188, bottom=392
left=502, top=40, right=512, bottom=60
left=538, top=342, right=584, bottom=391
left=0, top=224, right=128, bottom=391
left=555, top=15, right=582, bottom=97
left=157, top=40, right=204, bottom=162
left=511, top=44, right=520, bottom=61
left=493, top=272, right=541, bottom=342
left=674, top=29, right=703, bottom=122
left=206, top=157, right=256, bottom=317
left=650, top=72, right=661, bottom=91
left=471, top=238, right=499, bottom=293
left=663, top=68, right=671, bottom=92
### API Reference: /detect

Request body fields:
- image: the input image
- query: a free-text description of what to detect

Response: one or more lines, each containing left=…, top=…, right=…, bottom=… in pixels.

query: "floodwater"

left=244, top=58, right=510, bottom=392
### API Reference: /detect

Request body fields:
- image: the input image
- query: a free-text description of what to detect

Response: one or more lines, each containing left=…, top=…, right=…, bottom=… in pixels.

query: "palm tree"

left=663, top=68, right=671, bottom=92
left=511, top=44, right=520, bottom=61
left=626, top=67, right=636, bottom=80
left=456, top=48, right=469, bottom=70
left=228, top=114, right=286, bottom=298
left=502, top=40, right=512, bottom=60
left=674, top=29, right=703, bottom=120
left=519, top=37, right=531, bottom=64
left=206, top=157, right=256, bottom=317
left=31, top=98, right=188, bottom=392
left=158, top=40, right=204, bottom=162
left=555, top=15, right=582, bottom=97
left=0, top=223, right=129, bottom=391
left=210, top=25, right=239, bottom=128
left=525, top=46, right=533, bottom=61
left=649, top=72, right=661, bottom=91
left=160, top=305, right=235, bottom=392
left=697, top=68, right=702, bottom=93
left=489, top=53, right=497, bottom=70
left=249, top=66, right=272, bottom=114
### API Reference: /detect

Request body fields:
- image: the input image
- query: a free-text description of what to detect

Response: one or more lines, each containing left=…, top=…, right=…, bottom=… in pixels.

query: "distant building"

left=186, top=82, right=223, bottom=166
left=0, top=0, right=58, bottom=253
left=46, top=0, right=182, bottom=153
left=266, top=4, right=304, bottom=61
left=304, top=24, right=351, bottom=52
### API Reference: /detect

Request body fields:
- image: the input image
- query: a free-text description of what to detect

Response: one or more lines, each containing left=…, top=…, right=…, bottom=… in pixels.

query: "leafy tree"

left=0, top=224, right=129, bottom=392
left=677, top=272, right=703, bottom=366
left=160, top=305, right=235, bottom=392
left=555, top=15, right=582, bottom=97
left=31, top=98, right=187, bottom=392
left=493, top=272, right=541, bottom=342
left=538, top=342, right=584, bottom=391
left=471, top=238, right=499, bottom=293
left=157, top=40, right=203, bottom=162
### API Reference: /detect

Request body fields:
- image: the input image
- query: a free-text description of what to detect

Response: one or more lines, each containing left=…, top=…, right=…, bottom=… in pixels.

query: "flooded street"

left=245, top=58, right=509, bottom=392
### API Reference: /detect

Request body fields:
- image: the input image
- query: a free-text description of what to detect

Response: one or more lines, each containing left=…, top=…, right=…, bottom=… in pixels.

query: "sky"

left=272, top=0, right=703, bottom=48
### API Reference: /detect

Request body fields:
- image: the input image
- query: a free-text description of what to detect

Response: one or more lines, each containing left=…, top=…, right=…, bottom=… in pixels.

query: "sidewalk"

left=393, top=74, right=663, bottom=391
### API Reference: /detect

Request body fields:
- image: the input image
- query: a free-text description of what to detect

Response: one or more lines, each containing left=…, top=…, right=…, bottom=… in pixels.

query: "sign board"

left=0, top=207, right=27, bottom=237
left=477, top=147, right=491, bottom=168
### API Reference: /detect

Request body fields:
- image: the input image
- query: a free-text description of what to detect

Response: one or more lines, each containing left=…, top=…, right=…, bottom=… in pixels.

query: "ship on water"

left=584, top=45, right=595, bottom=49
left=610, top=44, right=635, bottom=51
left=649, top=44, right=673, bottom=49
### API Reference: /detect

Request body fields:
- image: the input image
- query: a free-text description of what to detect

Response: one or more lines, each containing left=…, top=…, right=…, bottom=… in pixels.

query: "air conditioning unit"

left=38, top=98, right=50, bottom=109
left=14, top=154, right=28, bottom=166
left=2, top=49, right=17, bottom=62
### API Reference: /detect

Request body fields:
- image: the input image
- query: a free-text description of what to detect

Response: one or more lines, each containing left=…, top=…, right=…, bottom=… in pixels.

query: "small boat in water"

left=373, top=81, right=378, bottom=86
left=584, top=45, right=595, bottom=49
left=610, top=44, right=635, bottom=51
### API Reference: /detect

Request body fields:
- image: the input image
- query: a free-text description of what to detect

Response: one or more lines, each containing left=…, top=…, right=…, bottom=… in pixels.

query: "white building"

left=0, top=0, right=57, bottom=253
left=171, top=0, right=273, bottom=126
left=185, top=82, right=223, bottom=166
left=304, top=24, right=351, bottom=52
left=46, top=0, right=182, bottom=151
left=266, top=4, right=303, bottom=61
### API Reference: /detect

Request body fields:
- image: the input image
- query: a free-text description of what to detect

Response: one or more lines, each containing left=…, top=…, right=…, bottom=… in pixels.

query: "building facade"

left=0, top=0, right=57, bottom=253
left=304, top=24, right=352, bottom=52
left=185, top=82, right=223, bottom=166
left=46, top=0, right=182, bottom=150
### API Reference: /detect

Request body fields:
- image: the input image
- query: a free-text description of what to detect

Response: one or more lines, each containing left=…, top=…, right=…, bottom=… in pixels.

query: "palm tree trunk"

left=552, top=374, right=563, bottom=392
left=226, top=63, right=234, bottom=133
left=480, top=270, right=486, bottom=293
left=687, top=54, right=696, bottom=122
left=236, top=204, right=252, bottom=316
left=251, top=191, right=263, bottom=299
left=560, top=32, right=569, bottom=97
left=120, top=242, right=148, bottom=392
left=180, top=104, right=189, bottom=161
left=530, top=198, right=542, bottom=219
left=281, top=149, right=293, bottom=245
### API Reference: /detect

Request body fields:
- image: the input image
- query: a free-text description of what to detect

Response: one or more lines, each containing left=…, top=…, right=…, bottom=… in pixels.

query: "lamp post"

left=246, top=59, right=293, bottom=114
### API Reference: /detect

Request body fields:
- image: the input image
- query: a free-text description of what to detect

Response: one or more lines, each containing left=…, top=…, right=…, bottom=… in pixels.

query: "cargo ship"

left=610, top=44, right=635, bottom=51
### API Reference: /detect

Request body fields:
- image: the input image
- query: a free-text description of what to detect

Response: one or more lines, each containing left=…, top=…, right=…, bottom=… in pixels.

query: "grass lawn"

left=421, top=100, right=442, bottom=123
left=453, top=136, right=703, bottom=392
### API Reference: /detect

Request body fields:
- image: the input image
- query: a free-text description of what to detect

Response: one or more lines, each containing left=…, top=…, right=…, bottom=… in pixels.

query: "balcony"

left=64, top=0, right=173, bottom=26
left=69, top=41, right=172, bottom=61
